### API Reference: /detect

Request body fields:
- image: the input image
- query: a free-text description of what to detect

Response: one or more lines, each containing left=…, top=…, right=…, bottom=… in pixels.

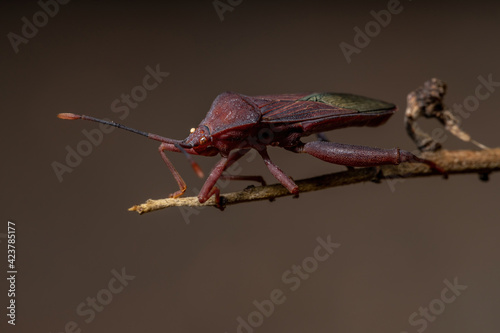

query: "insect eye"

left=200, top=137, right=208, bottom=145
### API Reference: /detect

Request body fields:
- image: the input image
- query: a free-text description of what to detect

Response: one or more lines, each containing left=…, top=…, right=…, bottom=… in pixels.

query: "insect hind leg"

left=293, top=141, right=445, bottom=175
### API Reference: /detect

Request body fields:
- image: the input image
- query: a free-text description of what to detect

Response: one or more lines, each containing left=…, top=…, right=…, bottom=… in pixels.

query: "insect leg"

left=258, top=148, right=298, bottom=194
left=219, top=174, right=267, bottom=186
left=175, top=144, right=204, bottom=178
left=315, top=133, right=355, bottom=171
left=223, top=149, right=251, bottom=170
left=295, top=141, right=445, bottom=174
left=198, top=156, right=229, bottom=209
left=220, top=149, right=266, bottom=186
left=159, top=143, right=187, bottom=198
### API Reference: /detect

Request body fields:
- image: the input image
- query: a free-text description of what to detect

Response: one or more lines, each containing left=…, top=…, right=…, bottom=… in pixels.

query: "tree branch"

left=128, top=148, right=500, bottom=214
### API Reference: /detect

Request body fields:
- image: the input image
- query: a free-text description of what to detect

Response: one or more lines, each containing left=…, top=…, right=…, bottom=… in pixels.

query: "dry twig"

left=128, top=148, right=500, bottom=214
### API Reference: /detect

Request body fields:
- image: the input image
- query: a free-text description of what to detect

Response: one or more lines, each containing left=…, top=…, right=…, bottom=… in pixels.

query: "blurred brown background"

left=1, top=1, right=499, bottom=332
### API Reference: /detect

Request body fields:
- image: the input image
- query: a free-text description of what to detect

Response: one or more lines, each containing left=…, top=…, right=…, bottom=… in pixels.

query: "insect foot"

left=398, top=150, right=448, bottom=179
left=218, top=196, right=227, bottom=211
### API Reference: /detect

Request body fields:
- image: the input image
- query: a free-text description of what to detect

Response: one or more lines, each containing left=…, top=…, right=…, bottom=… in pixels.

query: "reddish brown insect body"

left=58, top=91, right=444, bottom=209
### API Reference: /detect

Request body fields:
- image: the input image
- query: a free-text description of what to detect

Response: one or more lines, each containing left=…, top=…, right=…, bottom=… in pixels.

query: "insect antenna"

left=57, top=113, right=204, bottom=177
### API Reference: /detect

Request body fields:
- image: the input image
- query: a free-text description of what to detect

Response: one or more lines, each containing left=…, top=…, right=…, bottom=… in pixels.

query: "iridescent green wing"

left=299, top=92, right=395, bottom=112
left=258, top=92, right=395, bottom=123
